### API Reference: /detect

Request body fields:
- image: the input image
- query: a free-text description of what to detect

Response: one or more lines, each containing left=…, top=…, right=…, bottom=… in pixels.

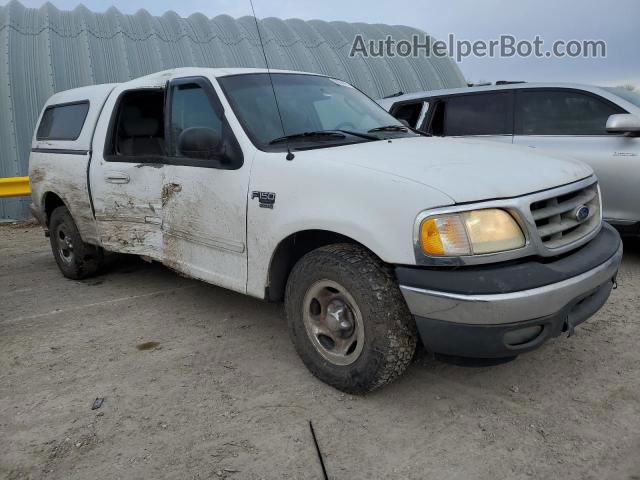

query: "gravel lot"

left=1, top=223, right=639, bottom=480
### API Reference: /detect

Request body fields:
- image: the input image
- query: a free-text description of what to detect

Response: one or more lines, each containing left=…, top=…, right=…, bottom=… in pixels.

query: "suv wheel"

left=285, top=243, right=417, bottom=394
left=49, top=206, right=105, bottom=279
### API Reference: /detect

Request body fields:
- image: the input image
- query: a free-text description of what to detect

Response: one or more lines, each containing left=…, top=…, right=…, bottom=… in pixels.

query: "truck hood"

left=319, top=136, right=593, bottom=204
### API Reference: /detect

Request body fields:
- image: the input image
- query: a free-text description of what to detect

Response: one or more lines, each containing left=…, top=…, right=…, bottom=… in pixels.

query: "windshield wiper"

left=269, top=131, right=346, bottom=145
left=367, top=125, right=408, bottom=133
left=333, top=129, right=378, bottom=140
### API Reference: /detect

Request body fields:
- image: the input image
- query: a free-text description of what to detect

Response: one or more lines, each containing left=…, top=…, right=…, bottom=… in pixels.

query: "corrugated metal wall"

left=0, top=0, right=466, bottom=220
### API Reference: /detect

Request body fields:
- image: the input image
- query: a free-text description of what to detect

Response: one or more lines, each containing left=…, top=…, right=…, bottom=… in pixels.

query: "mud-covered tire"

left=285, top=243, right=417, bottom=394
left=49, top=206, right=105, bottom=280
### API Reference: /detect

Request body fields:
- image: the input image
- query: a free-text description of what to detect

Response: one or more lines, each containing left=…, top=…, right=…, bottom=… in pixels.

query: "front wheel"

left=285, top=243, right=417, bottom=394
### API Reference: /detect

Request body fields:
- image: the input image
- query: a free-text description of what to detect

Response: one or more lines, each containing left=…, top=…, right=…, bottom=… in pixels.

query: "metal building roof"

left=0, top=0, right=466, bottom=219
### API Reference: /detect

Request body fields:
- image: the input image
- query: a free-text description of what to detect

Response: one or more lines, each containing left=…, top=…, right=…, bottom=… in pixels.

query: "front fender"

left=245, top=152, right=454, bottom=298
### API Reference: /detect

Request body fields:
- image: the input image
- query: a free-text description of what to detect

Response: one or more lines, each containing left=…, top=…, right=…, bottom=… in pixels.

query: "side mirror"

left=398, top=118, right=411, bottom=128
left=178, top=127, right=222, bottom=160
left=606, top=114, right=640, bottom=134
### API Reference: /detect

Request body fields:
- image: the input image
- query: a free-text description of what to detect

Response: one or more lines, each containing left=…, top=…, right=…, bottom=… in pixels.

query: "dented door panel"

left=88, top=79, right=168, bottom=258
left=160, top=164, right=251, bottom=293
left=157, top=73, right=252, bottom=293
left=89, top=160, right=165, bottom=257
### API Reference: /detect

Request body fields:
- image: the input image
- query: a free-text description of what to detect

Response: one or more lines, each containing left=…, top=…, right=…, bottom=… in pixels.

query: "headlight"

left=420, top=209, right=525, bottom=256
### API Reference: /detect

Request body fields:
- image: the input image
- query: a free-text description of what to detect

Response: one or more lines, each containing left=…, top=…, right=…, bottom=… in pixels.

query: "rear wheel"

left=285, top=243, right=417, bottom=394
left=49, top=206, right=105, bottom=279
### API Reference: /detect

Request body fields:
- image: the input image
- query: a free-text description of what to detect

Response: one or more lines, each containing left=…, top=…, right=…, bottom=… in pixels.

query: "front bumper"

left=397, top=223, right=622, bottom=358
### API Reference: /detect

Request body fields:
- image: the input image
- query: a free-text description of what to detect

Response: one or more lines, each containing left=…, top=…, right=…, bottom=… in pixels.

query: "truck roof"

left=47, top=67, right=322, bottom=104
left=36, top=67, right=330, bottom=150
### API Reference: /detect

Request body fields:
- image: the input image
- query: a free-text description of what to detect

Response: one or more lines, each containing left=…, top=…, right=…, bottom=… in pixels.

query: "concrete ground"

left=1, top=223, right=639, bottom=480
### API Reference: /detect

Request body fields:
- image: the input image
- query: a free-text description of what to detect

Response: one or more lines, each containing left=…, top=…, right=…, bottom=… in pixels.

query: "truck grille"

left=529, top=182, right=600, bottom=250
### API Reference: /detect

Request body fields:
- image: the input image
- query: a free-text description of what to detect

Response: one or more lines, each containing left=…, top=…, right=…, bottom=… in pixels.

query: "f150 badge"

left=252, top=191, right=276, bottom=209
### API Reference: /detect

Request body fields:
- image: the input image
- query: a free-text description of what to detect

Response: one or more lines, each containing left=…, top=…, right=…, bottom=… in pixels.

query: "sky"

left=9, top=0, right=640, bottom=88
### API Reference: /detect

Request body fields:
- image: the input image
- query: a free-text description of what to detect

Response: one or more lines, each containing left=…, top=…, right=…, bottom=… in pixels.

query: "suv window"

left=604, top=87, right=640, bottom=109
left=515, top=90, right=622, bottom=135
left=37, top=102, right=89, bottom=140
left=392, top=102, right=424, bottom=128
left=169, top=82, right=223, bottom=158
left=442, top=93, right=512, bottom=136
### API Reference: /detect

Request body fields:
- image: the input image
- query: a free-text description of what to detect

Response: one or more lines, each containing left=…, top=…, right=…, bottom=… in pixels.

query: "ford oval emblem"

left=574, top=205, right=590, bottom=223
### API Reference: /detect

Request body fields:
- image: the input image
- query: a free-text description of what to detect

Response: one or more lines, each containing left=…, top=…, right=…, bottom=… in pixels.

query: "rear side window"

left=515, top=90, right=622, bottom=135
left=443, top=93, right=512, bottom=136
left=36, top=102, right=89, bottom=140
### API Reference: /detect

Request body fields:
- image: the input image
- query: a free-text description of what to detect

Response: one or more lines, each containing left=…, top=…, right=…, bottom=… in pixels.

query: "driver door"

left=160, top=75, right=251, bottom=293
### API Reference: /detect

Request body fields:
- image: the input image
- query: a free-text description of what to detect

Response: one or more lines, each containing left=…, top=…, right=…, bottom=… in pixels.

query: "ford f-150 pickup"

left=29, top=68, right=622, bottom=393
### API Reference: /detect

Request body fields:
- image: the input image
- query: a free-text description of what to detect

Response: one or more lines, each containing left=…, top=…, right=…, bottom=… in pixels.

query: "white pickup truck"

left=29, top=68, right=622, bottom=393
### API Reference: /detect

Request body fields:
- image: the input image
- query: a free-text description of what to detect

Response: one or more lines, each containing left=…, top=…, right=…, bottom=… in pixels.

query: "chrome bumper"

left=400, top=242, right=622, bottom=326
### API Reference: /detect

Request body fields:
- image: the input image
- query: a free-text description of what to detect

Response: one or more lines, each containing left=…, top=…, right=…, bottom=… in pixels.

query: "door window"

left=443, top=93, right=512, bottom=136
left=429, top=101, right=445, bottom=136
left=167, top=79, right=243, bottom=168
left=515, top=90, right=622, bottom=135
left=604, top=87, right=640, bottom=108
left=169, top=83, right=222, bottom=156
left=106, top=89, right=165, bottom=159
left=392, top=101, right=424, bottom=128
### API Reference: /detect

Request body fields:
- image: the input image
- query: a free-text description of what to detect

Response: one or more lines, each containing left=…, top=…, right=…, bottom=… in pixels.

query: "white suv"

left=380, top=83, right=640, bottom=234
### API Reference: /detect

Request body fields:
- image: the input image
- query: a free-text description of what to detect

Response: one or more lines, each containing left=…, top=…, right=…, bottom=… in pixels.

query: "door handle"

left=105, top=171, right=130, bottom=184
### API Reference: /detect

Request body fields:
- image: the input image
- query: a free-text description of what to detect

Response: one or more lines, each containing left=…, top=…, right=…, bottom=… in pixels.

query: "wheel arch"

left=42, top=191, right=69, bottom=226
left=265, top=229, right=383, bottom=302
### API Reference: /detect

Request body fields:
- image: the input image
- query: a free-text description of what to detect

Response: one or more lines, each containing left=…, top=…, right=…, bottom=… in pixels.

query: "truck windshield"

left=604, top=87, right=640, bottom=109
left=218, top=73, right=416, bottom=150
